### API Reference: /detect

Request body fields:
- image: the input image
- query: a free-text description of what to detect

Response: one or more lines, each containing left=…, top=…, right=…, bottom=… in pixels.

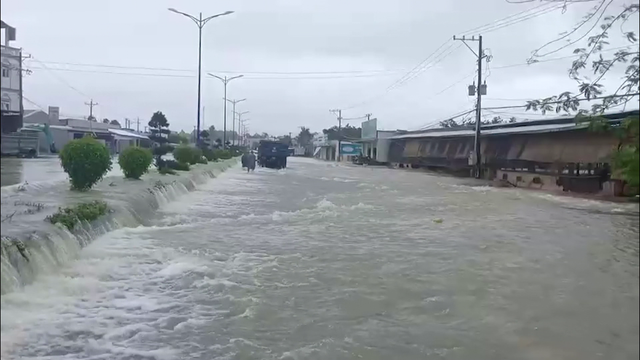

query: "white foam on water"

left=0, top=224, right=241, bottom=360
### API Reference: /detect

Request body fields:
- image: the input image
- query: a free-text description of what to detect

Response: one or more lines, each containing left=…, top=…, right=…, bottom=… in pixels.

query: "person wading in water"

left=242, top=151, right=256, bottom=173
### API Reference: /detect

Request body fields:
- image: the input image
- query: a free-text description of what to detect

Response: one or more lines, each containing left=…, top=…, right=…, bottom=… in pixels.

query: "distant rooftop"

left=392, top=110, right=639, bottom=140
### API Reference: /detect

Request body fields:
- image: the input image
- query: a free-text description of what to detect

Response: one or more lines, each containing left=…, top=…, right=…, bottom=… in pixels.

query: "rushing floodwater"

left=1, top=157, right=639, bottom=360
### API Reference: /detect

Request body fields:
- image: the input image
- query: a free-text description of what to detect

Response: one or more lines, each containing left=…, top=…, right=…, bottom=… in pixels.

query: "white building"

left=1, top=20, right=22, bottom=134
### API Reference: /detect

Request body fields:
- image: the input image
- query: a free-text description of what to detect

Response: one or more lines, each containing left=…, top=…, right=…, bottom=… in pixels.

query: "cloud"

left=3, top=0, right=637, bottom=135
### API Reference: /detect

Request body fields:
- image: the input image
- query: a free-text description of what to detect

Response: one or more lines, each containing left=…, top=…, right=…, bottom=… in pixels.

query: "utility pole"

left=226, top=98, right=246, bottom=146
left=453, top=35, right=487, bottom=179
left=85, top=99, right=98, bottom=120
left=136, top=117, right=140, bottom=133
left=330, top=109, right=342, bottom=162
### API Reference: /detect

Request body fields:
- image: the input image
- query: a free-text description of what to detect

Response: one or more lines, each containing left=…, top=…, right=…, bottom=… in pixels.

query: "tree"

left=148, top=111, right=170, bottom=143
left=517, top=1, right=639, bottom=192
left=322, top=125, right=361, bottom=140
left=296, top=127, right=314, bottom=146
left=109, top=119, right=121, bottom=127
left=102, top=118, right=109, bottom=124
left=522, top=2, right=638, bottom=114
left=279, top=135, right=292, bottom=145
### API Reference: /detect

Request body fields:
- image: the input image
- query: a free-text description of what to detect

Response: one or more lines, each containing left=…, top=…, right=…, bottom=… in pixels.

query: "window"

left=1, top=93, right=12, bottom=110
left=1, top=67, right=9, bottom=78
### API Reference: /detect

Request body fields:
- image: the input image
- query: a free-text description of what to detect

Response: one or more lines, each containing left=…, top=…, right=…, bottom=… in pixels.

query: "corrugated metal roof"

left=395, top=122, right=585, bottom=139
left=391, top=110, right=638, bottom=140
left=108, top=128, right=149, bottom=140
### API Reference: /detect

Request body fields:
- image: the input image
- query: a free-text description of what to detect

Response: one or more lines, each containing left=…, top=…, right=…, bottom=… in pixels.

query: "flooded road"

left=1, top=158, right=638, bottom=360
left=1, top=156, right=124, bottom=189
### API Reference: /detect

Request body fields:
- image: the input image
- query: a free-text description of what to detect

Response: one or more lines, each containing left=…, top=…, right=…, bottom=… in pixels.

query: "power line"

left=461, top=1, right=559, bottom=35
left=28, top=60, right=405, bottom=76
left=29, top=56, right=91, bottom=99
left=465, top=2, right=566, bottom=35
left=26, top=66, right=400, bottom=80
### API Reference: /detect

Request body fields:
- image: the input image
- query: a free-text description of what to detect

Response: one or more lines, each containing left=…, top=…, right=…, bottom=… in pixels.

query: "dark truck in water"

left=257, top=140, right=289, bottom=169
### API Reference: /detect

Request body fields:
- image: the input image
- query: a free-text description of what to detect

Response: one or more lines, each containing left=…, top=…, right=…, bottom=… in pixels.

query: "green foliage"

left=59, top=137, right=112, bottom=191
left=216, top=149, right=234, bottom=160
left=152, top=144, right=174, bottom=157
left=613, top=144, right=639, bottom=190
left=167, top=132, right=190, bottom=145
left=197, top=157, right=208, bottom=164
left=148, top=111, right=169, bottom=130
left=46, top=200, right=108, bottom=230
left=159, top=167, right=177, bottom=175
left=148, top=111, right=170, bottom=144
left=189, top=148, right=203, bottom=165
left=523, top=3, right=638, bottom=114
left=173, top=146, right=198, bottom=164
left=163, top=160, right=190, bottom=171
left=118, top=146, right=153, bottom=180
left=579, top=115, right=639, bottom=193
left=323, top=124, right=361, bottom=140
left=203, top=148, right=218, bottom=161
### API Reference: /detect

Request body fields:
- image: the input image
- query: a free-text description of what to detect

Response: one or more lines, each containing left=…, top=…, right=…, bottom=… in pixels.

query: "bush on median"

left=162, top=159, right=190, bottom=171
left=159, top=167, right=177, bottom=175
left=118, top=146, right=153, bottom=180
left=173, top=146, right=196, bottom=164
left=46, top=200, right=109, bottom=230
left=59, top=136, right=112, bottom=191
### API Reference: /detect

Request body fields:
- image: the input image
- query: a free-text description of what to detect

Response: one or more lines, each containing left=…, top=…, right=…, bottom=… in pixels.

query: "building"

left=1, top=20, right=22, bottom=134
left=387, top=110, right=639, bottom=195
left=19, top=107, right=150, bottom=155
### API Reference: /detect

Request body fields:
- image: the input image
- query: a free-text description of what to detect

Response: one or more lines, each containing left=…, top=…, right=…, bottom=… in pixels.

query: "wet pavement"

left=1, top=157, right=638, bottom=360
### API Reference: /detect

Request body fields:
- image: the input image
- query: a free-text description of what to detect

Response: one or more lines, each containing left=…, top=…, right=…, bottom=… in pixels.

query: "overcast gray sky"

left=1, top=0, right=637, bottom=135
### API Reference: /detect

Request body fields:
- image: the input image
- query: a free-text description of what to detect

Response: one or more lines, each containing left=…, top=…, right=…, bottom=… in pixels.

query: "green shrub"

left=46, top=200, right=108, bottom=230
left=59, top=137, right=112, bottom=191
left=118, top=146, right=153, bottom=179
left=203, top=148, right=218, bottom=161
left=159, top=167, right=177, bottom=175
left=197, top=157, right=208, bottom=164
left=173, top=146, right=196, bottom=164
left=189, top=148, right=203, bottom=165
left=153, top=144, right=174, bottom=157
left=213, top=149, right=233, bottom=160
left=163, top=159, right=190, bottom=171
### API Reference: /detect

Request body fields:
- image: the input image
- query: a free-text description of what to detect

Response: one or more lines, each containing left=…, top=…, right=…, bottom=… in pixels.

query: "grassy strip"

left=46, top=200, right=109, bottom=230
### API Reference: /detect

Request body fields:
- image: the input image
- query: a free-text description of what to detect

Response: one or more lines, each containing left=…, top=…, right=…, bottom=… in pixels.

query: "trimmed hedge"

left=118, top=146, right=153, bottom=179
left=59, top=136, right=112, bottom=191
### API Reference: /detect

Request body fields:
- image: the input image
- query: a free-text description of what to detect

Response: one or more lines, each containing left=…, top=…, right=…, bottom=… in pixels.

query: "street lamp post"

left=209, top=74, right=243, bottom=148
left=234, top=110, right=249, bottom=147
left=168, top=8, right=234, bottom=144
left=226, top=98, right=246, bottom=146
left=239, top=118, right=250, bottom=146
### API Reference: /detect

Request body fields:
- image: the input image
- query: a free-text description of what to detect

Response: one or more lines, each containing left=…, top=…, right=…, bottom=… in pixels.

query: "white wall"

left=1, top=45, right=21, bottom=112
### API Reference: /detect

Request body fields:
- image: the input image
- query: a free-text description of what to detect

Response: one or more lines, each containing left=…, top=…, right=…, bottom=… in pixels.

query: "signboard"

left=340, top=143, right=362, bottom=156
left=361, top=118, right=378, bottom=140
left=48, top=106, right=60, bottom=123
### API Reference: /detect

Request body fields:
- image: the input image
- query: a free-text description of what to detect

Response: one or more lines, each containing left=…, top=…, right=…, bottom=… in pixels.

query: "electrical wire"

left=25, top=66, right=403, bottom=80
